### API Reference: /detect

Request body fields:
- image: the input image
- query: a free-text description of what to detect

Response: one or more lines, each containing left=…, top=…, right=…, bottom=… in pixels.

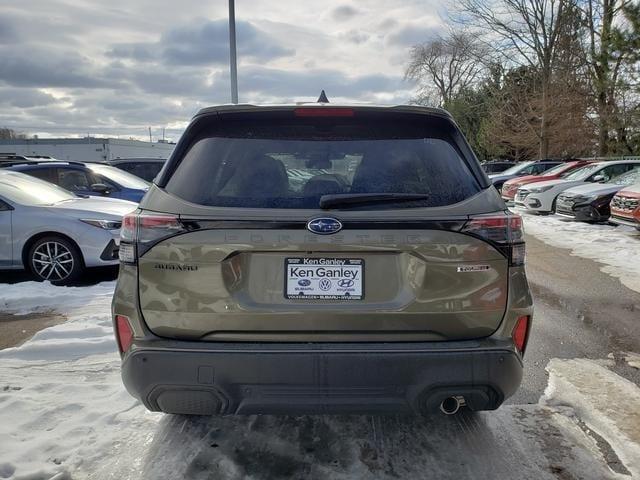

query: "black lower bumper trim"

left=100, top=239, right=119, bottom=261
left=122, top=344, right=523, bottom=415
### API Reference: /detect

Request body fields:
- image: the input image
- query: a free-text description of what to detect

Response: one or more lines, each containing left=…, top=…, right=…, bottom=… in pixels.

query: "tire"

left=28, top=236, right=84, bottom=285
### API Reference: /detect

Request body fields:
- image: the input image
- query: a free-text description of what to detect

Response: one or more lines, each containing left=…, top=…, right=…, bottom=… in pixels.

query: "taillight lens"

left=462, top=214, right=525, bottom=265
left=120, top=214, right=137, bottom=242
left=138, top=214, right=183, bottom=245
left=115, top=315, right=134, bottom=354
left=119, top=212, right=185, bottom=264
left=512, top=315, right=530, bottom=354
left=634, top=206, right=640, bottom=222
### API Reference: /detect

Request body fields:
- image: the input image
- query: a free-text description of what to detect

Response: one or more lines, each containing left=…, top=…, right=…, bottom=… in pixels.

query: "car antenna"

left=317, top=90, right=329, bottom=103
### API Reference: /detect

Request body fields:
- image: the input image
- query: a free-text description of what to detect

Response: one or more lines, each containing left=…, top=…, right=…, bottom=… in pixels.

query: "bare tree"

left=0, top=128, right=26, bottom=140
left=457, top=0, right=575, bottom=158
left=405, top=31, right=487, bottom=106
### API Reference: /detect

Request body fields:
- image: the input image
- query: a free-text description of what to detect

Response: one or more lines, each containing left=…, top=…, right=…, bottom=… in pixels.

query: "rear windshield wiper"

left=319, top=193, right=430, bottom=209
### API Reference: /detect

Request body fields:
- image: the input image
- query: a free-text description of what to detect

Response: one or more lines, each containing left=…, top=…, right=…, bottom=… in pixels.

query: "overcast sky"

left=0, top=0, right=446, bottom=141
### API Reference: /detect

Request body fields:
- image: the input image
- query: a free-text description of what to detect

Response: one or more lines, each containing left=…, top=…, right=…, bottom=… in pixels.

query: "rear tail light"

left=512, top=315, right=531, bottom=354
left=115, top=315, right=134, bottom=354
left=119, top=212, right=185, bottom=264
left=462, top=214, right=525, bottom=265
left=634, top=206, right=640, bottom=223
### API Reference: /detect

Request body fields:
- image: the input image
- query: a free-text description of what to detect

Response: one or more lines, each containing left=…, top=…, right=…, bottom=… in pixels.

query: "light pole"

left=228, top=0, right=239, bottom=104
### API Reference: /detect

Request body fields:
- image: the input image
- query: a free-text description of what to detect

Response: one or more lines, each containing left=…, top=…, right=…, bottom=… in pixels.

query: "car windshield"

left=164, top=117, right=481, bottom=209
left=563, top=163, right=603, bottom=180
left=499, top=161, right=535, bottom=175
left=542, top=163, right=573, bottom=176
left=608, top=167, right=640, bottom=185
left=87, top=164, right=151, bottom=189
left=0, top=172, right=77, bottom=205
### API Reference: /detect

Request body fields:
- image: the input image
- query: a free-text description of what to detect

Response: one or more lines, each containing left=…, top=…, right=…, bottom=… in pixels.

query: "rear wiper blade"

left=319, top=193, right=429, bottom=209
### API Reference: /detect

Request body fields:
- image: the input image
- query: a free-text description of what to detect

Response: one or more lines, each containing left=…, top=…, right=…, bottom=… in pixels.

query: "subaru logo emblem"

left=298, top=279, right=311, bottom=286
left=307, top=217, right=342, bottom=235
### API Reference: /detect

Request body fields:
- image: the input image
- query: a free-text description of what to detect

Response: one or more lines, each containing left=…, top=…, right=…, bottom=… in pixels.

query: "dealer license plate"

left=285, top=258, right=364, bottom=300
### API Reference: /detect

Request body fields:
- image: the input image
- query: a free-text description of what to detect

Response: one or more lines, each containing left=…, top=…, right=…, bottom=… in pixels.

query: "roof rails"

left=0, top=154, right=32, bottom=161
left=0, top=159, right=86, bottom=168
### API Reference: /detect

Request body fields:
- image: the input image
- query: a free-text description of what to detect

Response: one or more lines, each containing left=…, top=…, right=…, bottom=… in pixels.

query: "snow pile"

left=0, top=284, right=161, bottom=480
left=625, top=352, right=640, bottom=370
left=0, top=354, right=159, bottom=480
left=0, top=281, right=116, bottom=315
left=0, top=282, right=118, bottom=361
left=544, top=358, right=640, bottom=476
left=518, top=212, right=640, bottom=293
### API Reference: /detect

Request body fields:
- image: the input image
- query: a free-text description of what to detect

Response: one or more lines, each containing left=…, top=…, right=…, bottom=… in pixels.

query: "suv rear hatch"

left=128, top=106, right=519, bottom=342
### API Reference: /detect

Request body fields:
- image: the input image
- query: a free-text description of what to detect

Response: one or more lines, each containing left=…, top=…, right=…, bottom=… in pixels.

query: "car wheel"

left=28, top=236, right=84, bottom=285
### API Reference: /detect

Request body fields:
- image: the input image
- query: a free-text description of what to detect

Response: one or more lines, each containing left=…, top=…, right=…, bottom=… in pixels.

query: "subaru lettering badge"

left=307, top=217, right=342, bottom=235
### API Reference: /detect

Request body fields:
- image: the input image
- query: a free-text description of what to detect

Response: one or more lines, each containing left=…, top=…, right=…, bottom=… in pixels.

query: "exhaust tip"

left=440, top=396, right=464, bottom=415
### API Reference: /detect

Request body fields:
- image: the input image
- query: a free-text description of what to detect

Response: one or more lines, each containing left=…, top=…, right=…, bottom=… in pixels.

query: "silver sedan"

left=0, top=170, right=137, bottom=284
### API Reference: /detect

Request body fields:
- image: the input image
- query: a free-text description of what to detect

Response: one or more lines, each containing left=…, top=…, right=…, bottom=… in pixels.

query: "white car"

left=514, top=160, right=640, bottom=213
left=0, top=170, right=137, bottom=284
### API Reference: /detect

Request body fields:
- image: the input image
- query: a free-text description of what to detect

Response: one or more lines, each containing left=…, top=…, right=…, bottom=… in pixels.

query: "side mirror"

left=91, top=183, right=111, bottom=194
left=591, top=175, right=605, bottom=183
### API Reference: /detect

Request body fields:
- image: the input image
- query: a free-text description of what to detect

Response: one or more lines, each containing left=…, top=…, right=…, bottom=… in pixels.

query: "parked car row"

left=0, top=154, right=166, bottom=182
left=500, top=160, right=640, bottom=229
left=0, top=155, right=168, bottom=284
left=2, top=160, right=150, bottom=202
left=0, top=170, right=136, bottom=283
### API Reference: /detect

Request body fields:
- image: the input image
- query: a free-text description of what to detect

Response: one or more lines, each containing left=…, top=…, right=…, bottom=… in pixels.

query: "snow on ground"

left=625, top=352, right=640, bottom=370
left=0, top=281, right=115, bottom=315
left=544, top=358, right=640, bottom=476
left=517, top=211, right=640, bottom=294
left=1, top=283, right=640, bottom=479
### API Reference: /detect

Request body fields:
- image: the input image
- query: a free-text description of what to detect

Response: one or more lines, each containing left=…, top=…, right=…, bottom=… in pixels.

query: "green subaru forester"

left=112, top=103, right=533, bottom=416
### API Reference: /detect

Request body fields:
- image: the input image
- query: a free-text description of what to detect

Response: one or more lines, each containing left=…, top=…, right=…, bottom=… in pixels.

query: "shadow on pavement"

left=1, top=266, right=118, bottom=286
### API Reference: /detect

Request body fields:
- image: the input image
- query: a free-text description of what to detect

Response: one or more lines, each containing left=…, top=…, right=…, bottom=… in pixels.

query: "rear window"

left=164, top=115, right=481, bottom=209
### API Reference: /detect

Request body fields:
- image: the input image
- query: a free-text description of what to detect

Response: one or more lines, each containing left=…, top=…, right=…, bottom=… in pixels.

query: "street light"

left=228, top=0, right=239, bottom=104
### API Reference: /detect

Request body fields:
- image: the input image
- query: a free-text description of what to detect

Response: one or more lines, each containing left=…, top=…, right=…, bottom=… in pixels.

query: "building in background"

left=0, top=138, right=175, bottom=162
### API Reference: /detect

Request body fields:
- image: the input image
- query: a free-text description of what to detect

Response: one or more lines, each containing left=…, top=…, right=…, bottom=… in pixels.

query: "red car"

left=501, top=160, right=593, bottom=202
left=609, top=183, right=640, bottom=230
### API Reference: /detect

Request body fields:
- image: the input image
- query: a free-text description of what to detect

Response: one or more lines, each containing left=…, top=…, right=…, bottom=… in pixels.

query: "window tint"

left=165, top=121, right=481, bottom=209
left=94, top=175, right=118, bottom=190
left=531, top=163, right=558, bottom=174
left=57, top=168, right=93, bottom=192
left=543, top=163, right=574, bottom=176
left=592, top=164, right=635, bottom=182
left=0, top=172, right=76, bottom=205
left=26, top=167, right=55, bottom=183
left=564, top=163, right=603, bottom=180
left=117, top=162, right=163, bottom=182
left=500, top=161, right=535, bottom=176
left=87, top=164, right=150, bottom=189
left=608, top=167, right=640, bottom=185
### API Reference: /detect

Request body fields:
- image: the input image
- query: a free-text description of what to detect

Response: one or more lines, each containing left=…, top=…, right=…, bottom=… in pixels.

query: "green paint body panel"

left=137, top=228, right=509, bottom=341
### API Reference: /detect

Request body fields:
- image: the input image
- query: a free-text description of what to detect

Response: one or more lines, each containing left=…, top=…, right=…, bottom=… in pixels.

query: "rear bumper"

left=121, top=340, right=523, bottom=415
